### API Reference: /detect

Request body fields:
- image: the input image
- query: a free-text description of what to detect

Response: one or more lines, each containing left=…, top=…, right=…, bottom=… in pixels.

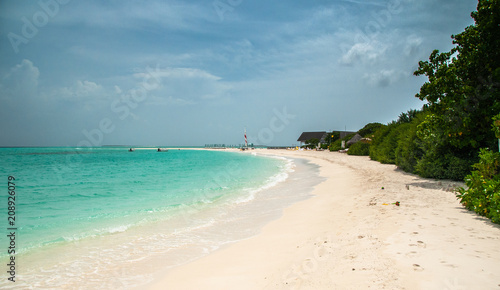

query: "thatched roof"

left=297, top=132, right=327, bottom=143
left=346, top=133, right=363, bottom=146
left=339, top=131, right=357, bottom=139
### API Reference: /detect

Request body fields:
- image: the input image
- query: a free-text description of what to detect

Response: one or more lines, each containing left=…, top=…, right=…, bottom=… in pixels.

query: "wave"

left=233, top=156, right=295, bottom=204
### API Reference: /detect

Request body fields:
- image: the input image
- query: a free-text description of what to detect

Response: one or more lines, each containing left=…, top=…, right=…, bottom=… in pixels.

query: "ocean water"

left=0, top=147, right=321, bottom=288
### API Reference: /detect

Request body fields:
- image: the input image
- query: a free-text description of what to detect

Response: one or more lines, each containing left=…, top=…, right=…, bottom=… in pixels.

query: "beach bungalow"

left=339, top=131, right=357, bottom=139
left=346, top=133, right=363, bottom=146
left=297, top=131, right=357, bottom=146
left=297, top=132, right=327, bottom=147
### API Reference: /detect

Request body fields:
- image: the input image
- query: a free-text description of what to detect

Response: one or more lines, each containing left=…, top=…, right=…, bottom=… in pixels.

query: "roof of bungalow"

left=346, top=133, right=363, bottom=146
left=297, top=132, right=327, bottom=143
left=339, top=131, right=357, bottom=139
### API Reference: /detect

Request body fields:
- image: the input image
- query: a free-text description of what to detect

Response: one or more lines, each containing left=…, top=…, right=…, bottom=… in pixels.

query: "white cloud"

left=55, top=80, right=104, bottom=101
left=0, top=60, right=110, bottom=117
left=146, top=95, right=197, bottom=106
left=75, top=80, right=102, bottom=95
left=363, top=69, right=407, bottom=87
left=133, top=67, right=221, bottom=81
left=131, top=66, right=229, bottom=101
left=404, top=35, right=423, bottom=56
left=339, top=0, right=386, bottom=6
left=339, top=41, right=387, bottom=65
left=54, top=1, right=213, bottom=32
left=1, top=59, right=40, bottom=100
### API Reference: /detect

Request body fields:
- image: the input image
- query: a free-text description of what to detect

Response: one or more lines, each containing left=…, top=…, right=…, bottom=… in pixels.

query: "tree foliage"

left=396, top=109, right=420, bottom=125
left=457, top=113, right=500, bottom=224
left=305, top=138, right=319, bottom=149
left=366, top=1, right=500, bottom=222
left=395, top=111, right=427, bottom=173
left=493, top=113, right=500, bottom=139
left=358, top=122, right=384, bottom=137
left=329, top=133, right=356, bottom=151
left=405, top=0, right=500, bottom=180
left=457, top=148, right=500, bottom=224
left=347, top=141, right=370, bottom=156
left=414, top=0, right=500, bottom=152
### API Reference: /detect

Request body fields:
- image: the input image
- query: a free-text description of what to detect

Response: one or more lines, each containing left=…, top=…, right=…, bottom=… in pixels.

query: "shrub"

left=304, top=138, right=319, bottom=149
left=358, top=122, right=384, bottom=137
left=369, top=123, right=402, bottom=164
left=395, top=112, right=427, bottom=173
left=413, top=112, right=476, bottom=180
left=347, top=142, right=370, bottom=156
left=446, top=154, right=474, bottom=181
left=396, top=109, right=420, bottom=124
left=329, top=140, right=342, bottom=151
left=395, top=125, right=418, bottom=172
left=456, top=149, right=500, bottom=224
left=329, top=133, right=356, bottom=151
left=414, top=152, right=447, bottom=179
left=369, top=110, right=474, bottom=180
left=369, top=124, right=389, bottom=161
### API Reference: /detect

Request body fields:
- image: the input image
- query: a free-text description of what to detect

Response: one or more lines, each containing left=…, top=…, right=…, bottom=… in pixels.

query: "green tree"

left=493, top=113, right=500, bottom=148
left=395, top=111, right=427, bottom=173
left=324, top=132, right=337, bottom=145
left=413, top=0, right=500, bottom=179
left=396, top=109, right=420, bottom=125
left=347, top=142, right=370, bottom=156
left=305, top=138, right=319, bottom=149
left=457, top=148, right=500, bottom=224
left=329, top=133, right=355, bottom=152
left=456, top=114, right=500, bottom=224
left=369, top=122, right=401, bottom=164
left=358, top=122, right=384, bottom=137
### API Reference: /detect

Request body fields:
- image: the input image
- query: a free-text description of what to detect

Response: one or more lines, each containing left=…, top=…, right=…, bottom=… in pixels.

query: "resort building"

left=297, top=132, right=327, bottom=147
left=297, top=131, right=357, bottom=147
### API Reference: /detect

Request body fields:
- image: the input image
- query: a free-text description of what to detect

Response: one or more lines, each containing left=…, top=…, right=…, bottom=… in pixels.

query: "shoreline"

left=148, top=149, right=500, bottom=289
left=1, top=148, right=311, bottom=288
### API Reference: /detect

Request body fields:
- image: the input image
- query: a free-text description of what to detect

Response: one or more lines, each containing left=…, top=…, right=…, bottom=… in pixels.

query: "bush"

left=368, top=110, right=473, bottom=180
left=329, top=133, right=356, bottom=152
left=347, top=142, right=370, bottom=156
left=414, top=153, right=446, bottom=179
left=369, top=123, right=402, bottom=164
left=329, top=140, right=342, bottom=151
left=407, top=112, right=476, bottom=180
left=414, top=144, right=476, bottom=181
left=446, top=154, right=474, bottom=181
left=413, top=151, right=474, bottom=180
left=457, top=149, right=500, bottom=224
left=369, top=125, right=389, bottom=160
left=395, top=112, right=426, bottom=173
left=304, top=138, right=319, bottom=149
left=358, top=122, right=384, bottom=137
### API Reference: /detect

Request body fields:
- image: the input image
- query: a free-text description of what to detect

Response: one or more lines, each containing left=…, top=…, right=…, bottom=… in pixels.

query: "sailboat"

left=241, top=128, right=249, bottom=151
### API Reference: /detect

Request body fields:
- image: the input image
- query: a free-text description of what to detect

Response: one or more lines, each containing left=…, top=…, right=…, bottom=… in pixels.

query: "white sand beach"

left=148, top=150, right=500, bottom=289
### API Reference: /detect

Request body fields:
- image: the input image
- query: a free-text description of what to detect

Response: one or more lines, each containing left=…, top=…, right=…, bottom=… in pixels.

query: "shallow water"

left=0, top=148, right=323, bottom=288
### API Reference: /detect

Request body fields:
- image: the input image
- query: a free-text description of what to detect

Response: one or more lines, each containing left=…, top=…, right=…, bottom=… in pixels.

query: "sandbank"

left=148, top=149, right=500, bottom=289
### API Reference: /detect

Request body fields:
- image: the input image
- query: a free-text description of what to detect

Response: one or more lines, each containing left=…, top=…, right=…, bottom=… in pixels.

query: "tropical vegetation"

left=321, top=1, right=500, bottom=223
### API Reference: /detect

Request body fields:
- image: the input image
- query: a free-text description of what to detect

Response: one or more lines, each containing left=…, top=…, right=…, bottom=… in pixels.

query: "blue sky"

left=0, top=0, right=478, bottom=146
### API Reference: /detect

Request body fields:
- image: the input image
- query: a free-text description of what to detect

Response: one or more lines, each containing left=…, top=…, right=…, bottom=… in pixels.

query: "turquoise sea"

left=0, top=147, right=321, bottom=288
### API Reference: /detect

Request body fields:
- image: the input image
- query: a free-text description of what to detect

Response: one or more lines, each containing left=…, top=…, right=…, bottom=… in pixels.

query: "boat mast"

left=244, top=128, right=248, bottom=148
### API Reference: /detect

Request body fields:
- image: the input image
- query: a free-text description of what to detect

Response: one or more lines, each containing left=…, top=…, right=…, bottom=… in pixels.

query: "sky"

left=0, top=0, right=478, bottom=147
